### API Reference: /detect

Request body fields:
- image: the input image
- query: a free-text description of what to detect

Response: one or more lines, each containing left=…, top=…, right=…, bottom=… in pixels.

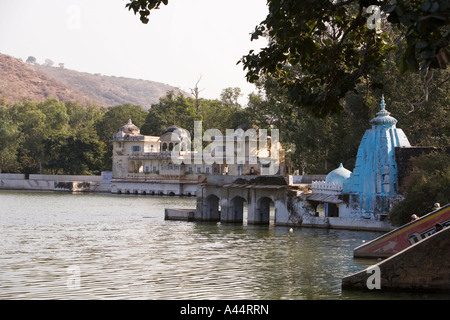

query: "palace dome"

left=120, top=119, right=140, bottom=134
left=161, top=125, right=190, bottom=141
left=161, top=125, right=183, bottom=135
left=325, top=163, right=352, bottom=185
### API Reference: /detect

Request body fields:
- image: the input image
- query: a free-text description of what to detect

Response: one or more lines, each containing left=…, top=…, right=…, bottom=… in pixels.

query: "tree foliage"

left=140, top=89, right=252, bottom=138
left=0, top=99, right=107, bottom=175
left=389, top=151, right=450, bottom=226
left=126, top=0, right=168, bottom=24
left=0, top=89, right=256, bottom=175
left=240, top=0, right=449, bottom=117
left=244, top=38, right=450, bottom=175
left=125, top=0, right=449, bottom=117
left=141, top=91, right=198, bottom=136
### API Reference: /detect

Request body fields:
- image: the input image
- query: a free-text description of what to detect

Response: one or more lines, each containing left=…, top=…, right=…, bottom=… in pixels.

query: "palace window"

left=132, top=146, right=141, bottom=152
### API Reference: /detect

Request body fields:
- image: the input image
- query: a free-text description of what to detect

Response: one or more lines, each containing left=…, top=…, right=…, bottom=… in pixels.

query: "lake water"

left=0, top=190, right=446, bottom=300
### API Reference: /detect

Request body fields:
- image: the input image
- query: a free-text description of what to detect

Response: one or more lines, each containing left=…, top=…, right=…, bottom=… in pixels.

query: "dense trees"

left=125, top=0, right=449, bottom=117
left=0, top=88, right=255, bottom=175
left=389, top=151, right=450, bottom=226
left=0, top=100, right=143, bottom=175
left=240, top=0, right=449, bottom=117
left=246, top=57, right=449, bottom=174
left=140, top=88, right=253, bottom=138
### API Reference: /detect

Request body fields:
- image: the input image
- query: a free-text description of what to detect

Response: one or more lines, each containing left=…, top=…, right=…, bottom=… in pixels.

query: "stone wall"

left=111, top=179, right=197, bottom=196
left=0, top=173, right=110, bottom=192
left=342, top=226, right=450, bottom=291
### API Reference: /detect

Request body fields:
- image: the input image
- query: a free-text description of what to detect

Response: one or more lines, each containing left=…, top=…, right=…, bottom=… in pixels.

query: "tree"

left=0, top=107, right=22, bottom=173
left=96, top=104, right=147, bottom=143
left=26, top=56, right=36, bottom=64
left=239, top=0, right=449, bottom=117
left=126, top=0, right=168, bottom=24
left=126, top=0, right=449, bottom=117
left=6, top=101, right=48, bottom=174
left=65, top=101, right=103, bottom=132
left=199, top=91, right=250, bottom=133
left=190, top=76, right=205, bottom=116
left=242, top=20, right=449, bottom=174
left=43, top=128, right=105, bottom=175
left=389, top=151, right=450, bottom=226
left=140, top=91, right=198, bottom=136
left=44, top=59, right=54, bottom=67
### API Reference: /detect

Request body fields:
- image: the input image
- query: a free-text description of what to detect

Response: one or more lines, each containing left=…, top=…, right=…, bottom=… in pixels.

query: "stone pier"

left=195, top=175, right=291, bottom=225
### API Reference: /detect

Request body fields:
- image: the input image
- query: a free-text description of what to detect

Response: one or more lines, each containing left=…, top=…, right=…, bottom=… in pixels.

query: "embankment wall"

left=342, top=226, right=450, bottom=291
left=0, top=173, right=111, bottom=192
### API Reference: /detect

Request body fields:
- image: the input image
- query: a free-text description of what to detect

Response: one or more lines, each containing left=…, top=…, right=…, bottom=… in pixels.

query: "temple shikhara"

left=308, top=95, right=411, bottom=221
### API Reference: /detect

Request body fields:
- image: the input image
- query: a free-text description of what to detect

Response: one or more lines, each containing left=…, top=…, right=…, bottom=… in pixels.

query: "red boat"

left=353, top=204, right=450, bottom=258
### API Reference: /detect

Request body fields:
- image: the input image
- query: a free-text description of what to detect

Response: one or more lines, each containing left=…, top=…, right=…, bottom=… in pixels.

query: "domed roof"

left=326, top=163, right=352, bottom=184
left=161, top=125, right=183, bottom=135
left=160, top=125, right=190, bottom=141
left=120, top=119, right=140, bottom=134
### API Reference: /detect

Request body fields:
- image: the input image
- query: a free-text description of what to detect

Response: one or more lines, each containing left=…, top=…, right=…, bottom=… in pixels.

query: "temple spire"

left=370, top=95, right=397, bottom=127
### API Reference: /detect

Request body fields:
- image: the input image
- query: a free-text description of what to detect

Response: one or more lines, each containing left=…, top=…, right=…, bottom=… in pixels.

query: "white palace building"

left=110, top=119, right=286, bottom=196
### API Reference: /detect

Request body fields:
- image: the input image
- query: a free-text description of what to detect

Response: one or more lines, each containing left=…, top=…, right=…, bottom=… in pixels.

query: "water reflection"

left=0, top=190, right=447, bottom=300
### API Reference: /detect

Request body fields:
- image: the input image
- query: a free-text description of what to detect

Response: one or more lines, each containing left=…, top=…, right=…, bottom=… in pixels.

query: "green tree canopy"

left=244, top=38, right=449, bottom=174
left=95, top=103, right=147, bottom=143
left=0, top=106, right=22, bottom=173
left=126, top=0, right=449, bottom=117
left=43, top=128, right=105, bottom=175
left=389, top=151, right=450, bottom=226
left=140, top=91, right=198, bottom=136
left=1, top=99, right=108, bottom=175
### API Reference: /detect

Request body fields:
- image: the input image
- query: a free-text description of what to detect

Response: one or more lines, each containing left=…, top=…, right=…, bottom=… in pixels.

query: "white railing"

left=311, top=180, right=343, bottom=194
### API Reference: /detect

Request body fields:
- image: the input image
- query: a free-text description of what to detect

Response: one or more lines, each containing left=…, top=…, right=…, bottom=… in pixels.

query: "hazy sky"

left=0, top=0, right=269, bottom=104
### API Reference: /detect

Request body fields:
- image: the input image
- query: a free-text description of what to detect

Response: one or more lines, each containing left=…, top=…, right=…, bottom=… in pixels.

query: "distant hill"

left=0, top=53, right=184, bottom=109
left=0, top=53, right=97, bottom=106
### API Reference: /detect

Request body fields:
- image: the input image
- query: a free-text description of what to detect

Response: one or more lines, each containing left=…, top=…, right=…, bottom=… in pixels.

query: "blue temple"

left=342, top=95, right=411, bottom=218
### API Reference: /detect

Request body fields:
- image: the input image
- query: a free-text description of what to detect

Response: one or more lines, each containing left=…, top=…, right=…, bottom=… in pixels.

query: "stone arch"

left=204, top=194, right=221, bottom=222
left=229, top=196, right=246, bottom=223
left=254, top=196, right=275, bottom=225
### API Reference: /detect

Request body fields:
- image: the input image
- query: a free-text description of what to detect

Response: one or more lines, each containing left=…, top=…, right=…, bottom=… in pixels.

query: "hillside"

left=0, top=53, right=183, bottom=109
left=33, top=63, right=182, bottom=110
left=0, top=53, right=97, bottom=106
